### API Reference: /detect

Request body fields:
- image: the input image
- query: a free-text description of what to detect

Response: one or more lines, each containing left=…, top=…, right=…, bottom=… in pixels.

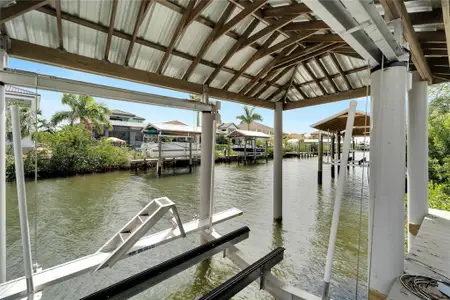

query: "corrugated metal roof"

left=5, top=85, right=38, bottom=96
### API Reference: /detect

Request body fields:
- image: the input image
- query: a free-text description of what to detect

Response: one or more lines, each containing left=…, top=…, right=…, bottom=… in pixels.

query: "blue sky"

left=9, top=58, right=369, bottom=134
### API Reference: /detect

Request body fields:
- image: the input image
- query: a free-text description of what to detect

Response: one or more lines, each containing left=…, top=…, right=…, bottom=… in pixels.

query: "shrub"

left=428, top=181, right=450, bottom=211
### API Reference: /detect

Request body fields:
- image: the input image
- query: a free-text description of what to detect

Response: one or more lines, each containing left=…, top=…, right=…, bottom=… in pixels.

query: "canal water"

left=5, top=155, right=369, bottom=299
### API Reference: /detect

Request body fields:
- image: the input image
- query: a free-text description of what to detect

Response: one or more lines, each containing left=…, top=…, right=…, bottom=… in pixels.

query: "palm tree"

left=236, top=106, right=263, bottom=131
left=51, top=94, right=111, bottom=134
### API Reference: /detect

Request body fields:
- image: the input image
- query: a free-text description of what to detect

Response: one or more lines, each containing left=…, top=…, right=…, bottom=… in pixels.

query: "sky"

left=9, top=58, right=369, bottom=134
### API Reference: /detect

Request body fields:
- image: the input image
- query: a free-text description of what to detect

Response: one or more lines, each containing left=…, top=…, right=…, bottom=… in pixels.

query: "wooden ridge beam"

left=238, top=15, right=298, bottom=51
left=381, top=0, right=433, bottom=83
left=329, top=52, right=352, bottom=90
left=205, top=18, right=260, bottom=86
left=8, top=39, right=274, bottom=109
left=35, top=6, right=281, bottom=88
left=0, top=0, right=49, bottom=25
left=182, top=3, right=235, bottom=81
left=284, top=87, right=367, bottom=110
left=157, top=0, right=196, bottom=74
left=213, top=0, right=267, bottom=42
left=124, top=0, right=153, bottom=66
left=442, top=0, right=450, bottom=65
left=257, top=30, right=321, bottom=58
left=262, top=3, right=311, bottom=18
left=55, top=0, right=63, bottom=50
left=311, top=57, right=339, bottom=93
left=104, top=0, right=118, bottom=61
left=274, top=43, right=342, bottom=71
left=241, top=44, right=297, bottom=95
left=224, top=31, right=280, bottom=91
left=283, top=20, right=329, bottom=31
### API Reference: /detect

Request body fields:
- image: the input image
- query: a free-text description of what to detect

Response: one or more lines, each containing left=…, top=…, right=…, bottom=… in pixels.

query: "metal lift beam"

left=80, top=226, right=250, bottom=300
left=199, top=247, right=285, bottom=300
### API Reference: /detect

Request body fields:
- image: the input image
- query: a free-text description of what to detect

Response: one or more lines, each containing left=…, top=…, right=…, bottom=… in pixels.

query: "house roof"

left=228, top=129, right=271, bottom=139
left=163, top=120, right=188, bottom=126
left=218, top=122, right=237, bottom=129
left=143, top=122, right=201, bottom=136
left=110, top=109, right=137, bottom=117
left=110, top=119, right=145, bottom=129
left=2, top=1, right=445, bottom=110
left=238, top=121, right=273, bottom=132
left=5, top=85, right=39, bottom=96
left=310, top=108, right=370, bottom=136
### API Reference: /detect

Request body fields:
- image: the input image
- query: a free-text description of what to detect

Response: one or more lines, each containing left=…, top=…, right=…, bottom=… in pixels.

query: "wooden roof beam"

left=213, top=0, right=267, bottom=42
left=329, top=53, right=352, bottom=90
left=185, top=0, right=213, bottom=29
left=302, top=62, right=327, bottom=96
left=255, top=66, right=296, bottom=98
left=265, top=81, right=290, bottom=102
left=381, top=0, right=432, bottom=83
left=311, top=57, right=339, bottom=93
left=283, top=20, right=329, bottom=31
left=104, top=0, right=118, bottom=61
left=205, top=18, right=260, bottom=86
left=157, top=0, right=197, bottom=74
left=0, top=0, right=50, bottom=25
left=182, top=3, right=235, bottom=81
left=55, top=0, right=63, bottom=50
left=293, top=82, right=308, bottom=99
left=241, top=44, right=297, bottom=95
left=8, top=39, right=275, bottom=109
left=257, top=30, right=322, bottom=58
left=238, top=15, right=298, bottom=51
left=223, top=31, right=280, bottom=91
left=262, top=3, right=311, bottom=18
left=124, top=0, right=153, bottom=66
left=284, top=87, right=367, bottom=110
left=442, top=0, right=450, bottom=65
left=409, top=10, right=443, bottom=26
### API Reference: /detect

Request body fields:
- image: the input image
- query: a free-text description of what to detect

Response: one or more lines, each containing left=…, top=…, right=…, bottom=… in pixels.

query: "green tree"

left=51, top=94, right=111, bottom=134
left=236, top=106, right=263, bottom=130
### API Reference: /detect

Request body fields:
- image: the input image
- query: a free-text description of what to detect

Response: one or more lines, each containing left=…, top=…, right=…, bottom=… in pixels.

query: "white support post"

left=273, top=102, right=283, bottom=221
left=10, top=105, right=35, bottom=295
left=0, top=49, right=7, bottom=284
left=318, top=134, right=323, bottom=185
left=322, top=101, right=357, bottom=299
left=199, top=95, right=214, bottom=243
left=407, top=71, right=428, bottom=248
left=369, top=63, right=407, bottom=299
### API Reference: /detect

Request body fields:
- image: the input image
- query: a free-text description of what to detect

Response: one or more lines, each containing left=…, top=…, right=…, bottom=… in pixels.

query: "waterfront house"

left=237, top=121, right=273, bottom=135
left=105, top=109, right=146, bottom=149
left=217, top=122, right=238, bottom=135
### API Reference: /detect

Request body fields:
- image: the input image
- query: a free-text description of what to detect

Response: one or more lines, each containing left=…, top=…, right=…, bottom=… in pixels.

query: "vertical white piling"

left=0, top=49, right=7, bottom=283
left=331, top=135, right=335, bottom=179
left=318, top=133, right=323, bottom=184
left=369, top=63, right=407, bottom=299
left=273, top=101, right=283, bottom=221
left=407, top=71, right=428, bottom=249
left=11, top=105, right=35, bottom=295
left=200, top=104, right=214, bottom=243
left=322, top=101, right=357, bottom=299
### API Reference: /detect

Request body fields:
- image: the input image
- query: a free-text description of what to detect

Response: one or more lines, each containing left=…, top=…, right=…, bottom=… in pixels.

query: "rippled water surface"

left=6, top=155, right=369, bottom=299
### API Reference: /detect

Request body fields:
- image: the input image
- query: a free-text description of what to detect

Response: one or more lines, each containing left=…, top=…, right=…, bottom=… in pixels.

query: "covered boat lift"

left=227, top=129, right=270, bottom=163
left=0, top=0, right=447, bottom=299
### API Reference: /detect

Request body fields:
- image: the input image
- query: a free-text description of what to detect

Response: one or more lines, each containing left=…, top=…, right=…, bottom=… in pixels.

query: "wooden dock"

left=387, top=209, right=450, bottom=299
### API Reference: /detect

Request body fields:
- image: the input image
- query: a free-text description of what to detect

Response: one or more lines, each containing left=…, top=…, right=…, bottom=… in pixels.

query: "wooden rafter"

left=329, top=53, right=352, bottom=90
left=223, top=31, right=280, bottom=91
left=9, top=39, right=275, bottom=109
left=255, top=67, right=293, bottom=98
left=185, top=0, right=213, bottom=29
left=274, top=43, right=343, bottom=71
left=0, top=0, right=50, bottom=25
left=262, top=3, right=310, bottom=18
left=238, top=15, right=298, bottom=51
left=302, top=35, right=345, bottom=43
left=248, top=69, right=283, bottom=97
left=303, top=62, right=327, bottom=96
left=156, top=0, right=197, bottom=74
left=205, top=18, right=260, bottom=86
left=311, top=57, right=339, bottom=93
left=182, top=3, right=235, bottom=80
left=257, top=30, right=321, bottom=58
left=284, top=87, right=367, bottom=110
left=104, top=0, right=119, bottom=61
left=293, top=82, right=308, bottom=99
left=266, top=81, right=290, bottom=102
left=35, top=5, right=282, bottom=89
left=213, top=0, right=267, bottom=42
left=297, top=65, right=367, bottom=89
left=124, top=0, right=153, bottom=66
left=381, top=0, right=433, bottom=83
left=442, top=0, right=450, bottom=66
left=55, top=0, right=63, bottom=50
left=332, top=51, right=363, bottom=60
left=273, top=43, right=331, bottom=69
left=283, top=20, right=329, bottom=31
left=241, top=44, right=297, bottom=95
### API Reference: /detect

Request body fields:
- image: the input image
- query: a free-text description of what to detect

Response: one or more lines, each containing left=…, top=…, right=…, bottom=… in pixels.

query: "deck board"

left=387, top=209, right=450, bottom=299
